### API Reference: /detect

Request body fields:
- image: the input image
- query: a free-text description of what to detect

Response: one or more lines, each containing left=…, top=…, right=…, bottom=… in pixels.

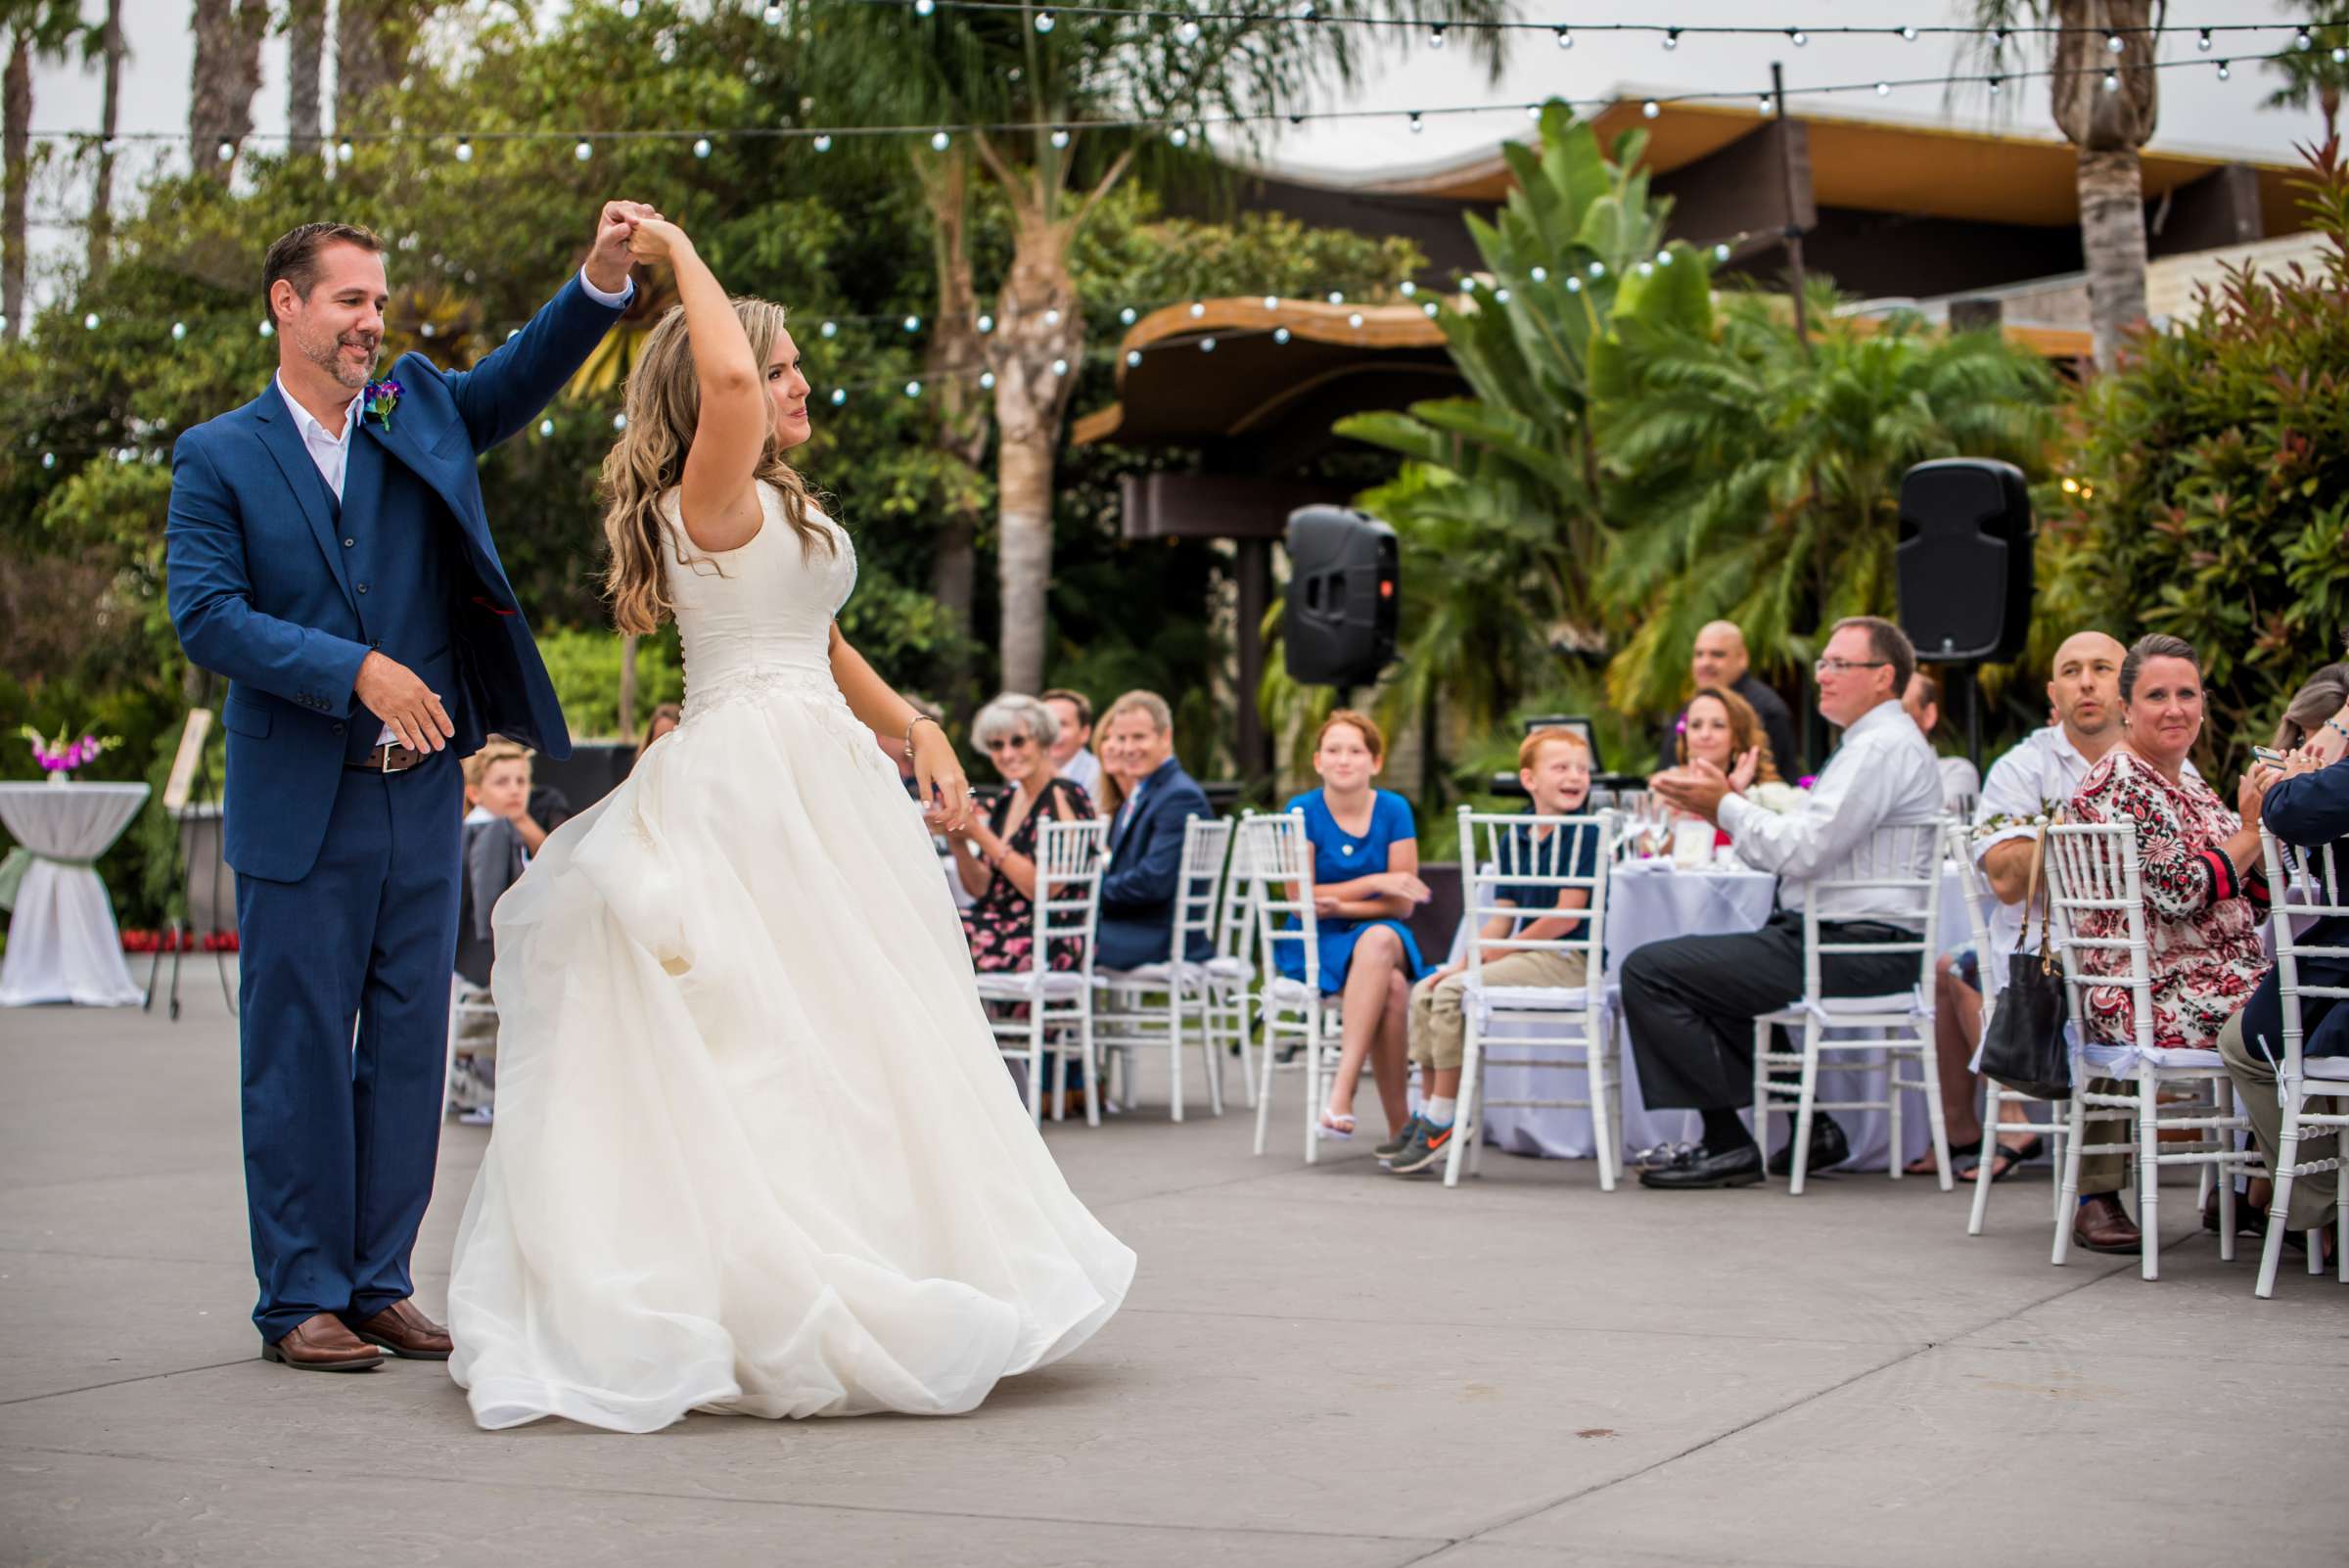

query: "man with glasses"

left=1625, top=617, right=1945, bottom=1188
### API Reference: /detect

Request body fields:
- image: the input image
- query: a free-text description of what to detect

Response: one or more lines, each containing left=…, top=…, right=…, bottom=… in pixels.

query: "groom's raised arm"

left=166, top=428, right=371, bottom=711
left=443, top=200, right=651, bottom=453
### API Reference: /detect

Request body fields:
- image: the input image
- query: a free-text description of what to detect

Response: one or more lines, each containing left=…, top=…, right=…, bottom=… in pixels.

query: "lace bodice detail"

left=661, top=483, right=858, bottom=723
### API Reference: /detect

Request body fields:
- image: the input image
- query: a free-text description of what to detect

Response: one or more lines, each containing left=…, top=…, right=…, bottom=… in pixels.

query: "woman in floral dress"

left=2068, top=633, right=2271, bottom=1050
left=952, top=692, right=1097, bottom=975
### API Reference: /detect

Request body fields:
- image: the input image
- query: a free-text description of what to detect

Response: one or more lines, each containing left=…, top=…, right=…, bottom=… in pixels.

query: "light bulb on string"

left=1051, top=357, right=1069, bottom=376
left=930, top=130, right=949, bottom=151
left=1874, top=82, right=1889, bottom=96
left=2216, top=59, right=2231, bottom=79
left=1714, top=242, right=1731, bottom=261
left=1044, top=308, right=1061, bottom=325
left=574, top=140, right=592, bottom=161
left=42, top=452, right=55, bottom=470
left=613, top=412, right=627, bottom=431
left=1565, top=276, right=1581, bottom=293
left=2295, top=27, right=2313, bottom=50
left=1426, top=24, right=1445, bottom=50
left=820, top=320, right=838, bottom=339
left=1399, top=280, right=1417, bottom=298
left=977, top=314, right=993, bottom=333
left=1657, top=249, right=1674, bottom=265
left=1262, top=295, right=1278, bottom=309
left=1662, top=28, right=1679, bottom=51
left=1787, top=27, right=1806, bottom=46
left=831, top=388, right=847, bottom=405
left=2195, top=28, right=2212, bottom=51
left=1530, top=265, right=1547, bottom=282
left=171, top=321, right=187, bottom=341
left=1494, top=287, right=1511, bottom=301
left=1127, top=349, right=1142, bottom=366
left=1273, top=327, right=1291, bottom=344
left=762, top=4, right=781, bottom=23
left=1189, top=301, right=1206, bottom=318
left=538, top=418, right=555, bottom=438
left=619, top=0, right=638, bottom=17
left=1988, top=74, right=2004, bottom=95
left=814, top=134, right=833, bottom=152
left=1526, top=104, right=1540, bottom=121
left=1034, top=10, right=1054, bottom=32
left=1408, top=113, right=1424, bottom=133
left=1326, top=291, right=1344, bottom=304
left=980, top=371, right=996, bottom=389
left=1120, top=307, right=1137, bottom=325
left=1348, top=311, right=1363, bottom=326
left=1175, top=20, right=1199, bottom=44
left=1422, top=300, right=1438, bottom=316
left=902, top=314, right=921, bottom=333
left=1900, top=24, right=1916, bottom=42
left=1169, top=126, right=1188, bottom=148
left=915, top=0, right=934, bottom=13
left=1459, top=276, right=1476, bottom=293
left=455, top=138, right=473, bottom=162
left=1553, top=27, right=1571, bottom=48
left=1991, top=27, right=2008, bottom=49
left=2105, top=31, right=2124, bottom=54
left=693, top=137, right=711, bottom=158
left=1051, top=128, right=1069, bottom=148
left=2100, top=69, right=2119, bottom=93
left=337, top=139, right=354, bottom=161
left=1641, top=100, right=1660, bottom=119
left=259, top=321, right=275, bottom=338
left=904, top=380, right=922, bottom=397
left=1199, top=337, right=1216, bottom=352
left=82, top=311, right=99, bottom=330
left=1589, top=261, right=1605, bottom=278
left=215, top=140, right=234, bottom=162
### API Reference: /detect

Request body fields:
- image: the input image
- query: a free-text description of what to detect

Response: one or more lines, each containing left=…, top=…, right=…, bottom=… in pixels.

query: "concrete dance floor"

left=4, top=976, right=2345, bottom=1566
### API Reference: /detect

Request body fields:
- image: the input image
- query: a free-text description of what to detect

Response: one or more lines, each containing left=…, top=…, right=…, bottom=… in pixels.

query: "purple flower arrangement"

left=19, top=723, right=121, bottom=776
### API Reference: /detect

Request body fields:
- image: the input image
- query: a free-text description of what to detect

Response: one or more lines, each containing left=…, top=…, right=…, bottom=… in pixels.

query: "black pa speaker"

left=1283, top=506, right=1399, bottom=687
left=1895, top=458, right=2034, bottom=664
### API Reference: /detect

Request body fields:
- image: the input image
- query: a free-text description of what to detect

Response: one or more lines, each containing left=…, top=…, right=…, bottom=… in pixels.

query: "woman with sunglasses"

left=954, top=691, right=1098, bottom=976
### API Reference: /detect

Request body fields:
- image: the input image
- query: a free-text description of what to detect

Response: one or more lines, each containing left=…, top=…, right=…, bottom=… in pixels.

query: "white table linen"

left=0, top=781, right=151, bottom=1007
left=1456, top=856, right=1982, bottom=1173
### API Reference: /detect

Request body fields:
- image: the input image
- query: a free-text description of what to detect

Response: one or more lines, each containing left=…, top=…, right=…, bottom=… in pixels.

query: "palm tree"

left=83, top=0, right=124, bottom=284
left=2265, top=5, right=2349, bottom=140
left=1969, top=2, right=2162, bottom=372
left=804, top=0, right=1516, bottom=693
left=2, top=0, right=78, bottom=340
left=190, top=0, right=268, bottom=179
left=286, top=0, right=327, bottom=157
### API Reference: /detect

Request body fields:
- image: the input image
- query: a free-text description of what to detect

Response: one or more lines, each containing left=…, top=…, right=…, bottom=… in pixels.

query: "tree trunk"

left=286, top=0, right=325, bottom=157
left=988, top=206, right=1082, bottom=695
left=85, top=0, right=122, bottom=284
left=915, top=148, right=990, bottom=705
left=336, top=0, right=416, bottom=128
left=189, top=0, right=267, bottom=178
left=2076, top=147, right=2149, bottom=372
left=2, top=32, right=25, bottom=342
left=2050, top=1, right=2158, bottom=373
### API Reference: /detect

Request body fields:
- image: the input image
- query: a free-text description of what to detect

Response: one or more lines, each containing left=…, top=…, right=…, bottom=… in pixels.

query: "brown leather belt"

left=347, top=743, right=428, bottom=773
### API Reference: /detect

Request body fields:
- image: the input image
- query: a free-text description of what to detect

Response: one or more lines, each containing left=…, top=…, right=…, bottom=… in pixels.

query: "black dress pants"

left=1619, top=910, right=1922, bottom=1112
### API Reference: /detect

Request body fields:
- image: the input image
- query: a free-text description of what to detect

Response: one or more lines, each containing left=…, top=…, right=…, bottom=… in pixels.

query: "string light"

left=2216, top=59, right=2231, bottom=78
left=618, top=0, right=638, bottom=16
left=915, top=0, right=933, bottom=13
left=258, top=321, right=274, bottom=338
left=574, top=139, right=592, bottom=160
left=2105, top=30, right=2124, bottom=53
left=1199, top=337, right=1216, bottom=351
left=762, top=3, right=781, bottom=23
left=929, top=130, right=949, bottom=151
left=1900, top=24, right=1916, bottom=42
left=1641, top=100, right=1659, bottom=118
left=1553, top=26, right=1571, bottom=48
left=904, top=379, right=923, bottom=395
left=1175, top=18, right=1198, bottom=43
left=1529, top=265, right=1546, bottom=282
left=171, top=321, right=187, bottom=340
left=1051, top=128, right=1070, bottom=147
left=1051, top=357, right=1069, bottom=375
left=821, top=320, right=839, bottom=338
left=455, top=138, right=473, bottom=161
left=1348, top=310, right=1364, bottom=326
left=694, top=137, right=711, bottom=157
left=1874, top=81, right=1889, bottom=96
left=1662, top=27, right=1680, bottom=50
left=336, top=139, right=353, bottom=161
left=1272, top=327, right=1291, bottom=344
left=1427, top=24, right=1445, bottom=50
left=1169, top=126, right=1188, bottom=147
left=831, top=388, right=848, bottom=405
left=1787, top=27, right=1806, bottom=46
left=977, top=313, right=993, bottom=332
left=1127, top=349, right=1142, bottom=365
left=613, top=412, right=627, bottom=430
left=814, top=134, right=833, bottom=152
left=2101, top=69, right=2120, bottom=92
left=214, top=140, right=233, bottom=162
left=538, top=418, right=555, bottom=437
left=1034, top=9, right=1054, bottom=30
left=902, top=314, right=921, bottom=332
left=1189, top=300, right=1206, bottom=317
left=82, top=311, right=98, bottom=330
left=1261, top=295, right=1277, bottom=308
left=2295, top=26, right=2313, bottom=50
left=980, top=371, right=995, bottom=389
left=1409, top=112, right=1424, bottom=133
left=2196, top=27, right=2212, bottom=50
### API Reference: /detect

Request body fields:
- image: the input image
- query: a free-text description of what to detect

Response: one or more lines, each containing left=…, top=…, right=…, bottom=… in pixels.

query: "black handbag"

left=1978, top=817, right=2072, bottom=1101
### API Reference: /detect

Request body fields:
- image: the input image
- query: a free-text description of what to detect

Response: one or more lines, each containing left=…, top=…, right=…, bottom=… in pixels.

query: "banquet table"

left=0, top=781, right=152, bottom=1007
left=1459, top=854, right=1984, bottom=1174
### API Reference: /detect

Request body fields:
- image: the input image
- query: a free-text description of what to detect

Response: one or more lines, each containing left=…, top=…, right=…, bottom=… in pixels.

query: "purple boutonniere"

left=363, top=378, right=403, bottom=433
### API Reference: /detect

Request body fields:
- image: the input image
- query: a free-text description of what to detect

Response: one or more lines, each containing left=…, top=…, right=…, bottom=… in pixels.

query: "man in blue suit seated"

left=2223, top=663, right=2349, bottom=1248
left=165, top=204, right=649, bottom=1372
left=1094, top=690, right=1215, bottom=971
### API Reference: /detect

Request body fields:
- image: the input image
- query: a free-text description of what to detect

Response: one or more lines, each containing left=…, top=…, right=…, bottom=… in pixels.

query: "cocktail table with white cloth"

left=0, top=780, right=152, bottom=1006
left=1459, top=854, right=1979, bottom=1172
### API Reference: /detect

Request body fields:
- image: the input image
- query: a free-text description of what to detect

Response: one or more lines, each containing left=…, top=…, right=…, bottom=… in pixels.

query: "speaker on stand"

left=1895, top=458, right=2035, bottom=774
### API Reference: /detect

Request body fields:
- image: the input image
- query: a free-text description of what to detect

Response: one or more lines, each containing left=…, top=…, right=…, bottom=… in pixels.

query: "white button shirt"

left=1969, top=725, right=2198, bottom=958
left=278, top=265, right=634, bottom=747
left=1717, top=698, right=1945, bottom=922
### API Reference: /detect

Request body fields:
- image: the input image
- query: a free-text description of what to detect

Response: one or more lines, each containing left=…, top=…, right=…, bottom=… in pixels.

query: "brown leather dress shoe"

left=261, top=1312, right=385, bottom=1372
left=342, top=1299, right=453, bottom=1360
left=2073, top=1193, right=2142, bottom=1255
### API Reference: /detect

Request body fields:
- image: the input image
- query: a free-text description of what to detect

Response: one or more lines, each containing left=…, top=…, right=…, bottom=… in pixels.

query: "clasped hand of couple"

left=353, top=198, right=666, bottom=756
left=1647, top=747, right=1762, bottom=822
left=1313, top=871, right=1432, bottom=919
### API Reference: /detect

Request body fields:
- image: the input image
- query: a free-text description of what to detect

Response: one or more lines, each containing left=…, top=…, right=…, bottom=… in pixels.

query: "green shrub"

left=534, top=624, right=684, bottom=743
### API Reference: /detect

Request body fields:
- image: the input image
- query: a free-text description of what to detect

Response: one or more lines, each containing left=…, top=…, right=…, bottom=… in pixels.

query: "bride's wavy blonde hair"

left=600, top=297, right=832, bottom=635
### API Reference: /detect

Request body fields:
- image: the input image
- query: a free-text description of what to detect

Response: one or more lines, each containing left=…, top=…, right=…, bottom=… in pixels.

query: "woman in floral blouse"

left=952, top=692, right=1097, bottom=975
left=2068, top=633, right=2271, bottom=1050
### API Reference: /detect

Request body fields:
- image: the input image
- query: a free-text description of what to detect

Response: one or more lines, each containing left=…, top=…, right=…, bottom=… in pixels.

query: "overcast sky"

left=23, top=0, right=2329, bottom=288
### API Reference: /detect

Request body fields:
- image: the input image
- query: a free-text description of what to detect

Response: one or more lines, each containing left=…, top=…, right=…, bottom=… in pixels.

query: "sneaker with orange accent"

left=1386, top=1119, right=1453, bottom=1176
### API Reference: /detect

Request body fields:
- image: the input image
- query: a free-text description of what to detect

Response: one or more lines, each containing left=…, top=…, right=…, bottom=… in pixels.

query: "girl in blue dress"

left=1275, top=711, right=1431, bottom=1140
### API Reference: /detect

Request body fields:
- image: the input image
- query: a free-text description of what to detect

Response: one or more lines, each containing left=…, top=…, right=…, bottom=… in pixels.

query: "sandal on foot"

left=1958, top=1135, right=2046, bottom=1184
left=1316, top=1109, right=1357, bottom=1140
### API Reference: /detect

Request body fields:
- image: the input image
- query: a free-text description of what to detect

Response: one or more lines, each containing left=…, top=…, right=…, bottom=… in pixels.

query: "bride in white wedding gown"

left=445, top=215, right=1133, bottom=1433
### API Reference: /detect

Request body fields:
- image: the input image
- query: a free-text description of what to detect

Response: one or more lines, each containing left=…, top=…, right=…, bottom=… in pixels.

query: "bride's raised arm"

left=626, top=217, right=767, bottom=554
left=830, top=623, right=973, bottom=833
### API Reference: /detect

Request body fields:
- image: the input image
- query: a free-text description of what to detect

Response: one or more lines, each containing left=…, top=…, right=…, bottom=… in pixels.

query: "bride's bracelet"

left=904, top=713, right=940, bottom=760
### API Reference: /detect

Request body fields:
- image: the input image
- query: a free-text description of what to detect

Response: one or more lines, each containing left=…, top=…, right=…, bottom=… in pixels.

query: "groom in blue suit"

left=166, top=205, right=648, bottom=1370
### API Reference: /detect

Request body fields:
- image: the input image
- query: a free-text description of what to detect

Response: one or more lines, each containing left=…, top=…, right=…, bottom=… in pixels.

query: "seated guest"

left=1274, top=710, right=1430, bottom=1142
left=1903, top=671, right=1982, bottom=808
left=1672, top=685, right=1777, bottom=846
left=1093, top=689, right=1215, bottom=973
left=2066, top=633, right=2271, bottom=1253
left=632, top=702, right=681, bottom=770
left=1937, top=631, right=2135, bottom=1182
left=2221, top=648, right=2349, bottom=1253
left=952, top=692, right=1096, bottom=974
left=1657, top=620, right=1802, bottom=780
left=1627, top=616, right=1943, bottom=1188
left=1385, top=727, right=1596, bottom=1176
left=1041, top=687, right=1104, bottom=800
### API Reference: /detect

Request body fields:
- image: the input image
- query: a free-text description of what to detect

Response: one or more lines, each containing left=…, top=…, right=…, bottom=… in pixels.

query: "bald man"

left=1954, top=629, right=2192, bottom=1254
left=1656, top=621, right=1802, bottom=777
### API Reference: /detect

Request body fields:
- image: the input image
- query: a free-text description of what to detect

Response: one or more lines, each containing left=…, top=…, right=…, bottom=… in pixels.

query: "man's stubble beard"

left=299, top=316, right=380, bottom=391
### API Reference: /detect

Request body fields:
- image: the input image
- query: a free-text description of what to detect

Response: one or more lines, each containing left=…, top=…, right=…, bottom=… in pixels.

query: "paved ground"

left=4, top=972, right=2346, bottom=1567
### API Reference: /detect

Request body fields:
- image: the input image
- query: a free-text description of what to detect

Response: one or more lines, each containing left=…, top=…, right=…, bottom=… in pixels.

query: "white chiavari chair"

left=974, top=817, right=1109, bottom=1126
left=1448, top=808, right=1621, bottom=1189
left=1243, top=811, right=1359, bottom=1163
left=2043, top=820, right=2253, bottom=1279
left=1092, top=815, right=1234, bottom=1122
left=442, top=976, right=499, bottom=1121
left=1752, top=818, right=1953, bottom=1196
left=1950, top=818, right=2073, bottom=1236
left=2253, top=828, right=2349, bottom=1297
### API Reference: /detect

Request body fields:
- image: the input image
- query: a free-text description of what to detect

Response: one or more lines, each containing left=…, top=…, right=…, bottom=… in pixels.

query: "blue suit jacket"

left=1097, top=757, right=1215, bottom=970
left=166, top=275, right=624, bottom=883
left=2268, top=758, right=2349, bottom=953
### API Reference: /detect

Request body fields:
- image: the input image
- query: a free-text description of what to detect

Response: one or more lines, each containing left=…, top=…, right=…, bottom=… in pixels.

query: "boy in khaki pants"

left=1384, top=729, right=1598, bottom=1175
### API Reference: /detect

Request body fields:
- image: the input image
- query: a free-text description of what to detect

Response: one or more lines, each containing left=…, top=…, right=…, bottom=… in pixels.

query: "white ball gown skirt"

left=445, top=666, right=1135, bottom=1432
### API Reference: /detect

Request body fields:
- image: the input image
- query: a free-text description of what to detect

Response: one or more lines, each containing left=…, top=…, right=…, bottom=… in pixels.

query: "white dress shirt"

left=1969, top=725, right=2198, bottom=958
left=279, top=265, right=633, bottom=747
left=1717, top=698, right=1945, bottom=922
left=1937, top=754, right=1982, bottom=808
